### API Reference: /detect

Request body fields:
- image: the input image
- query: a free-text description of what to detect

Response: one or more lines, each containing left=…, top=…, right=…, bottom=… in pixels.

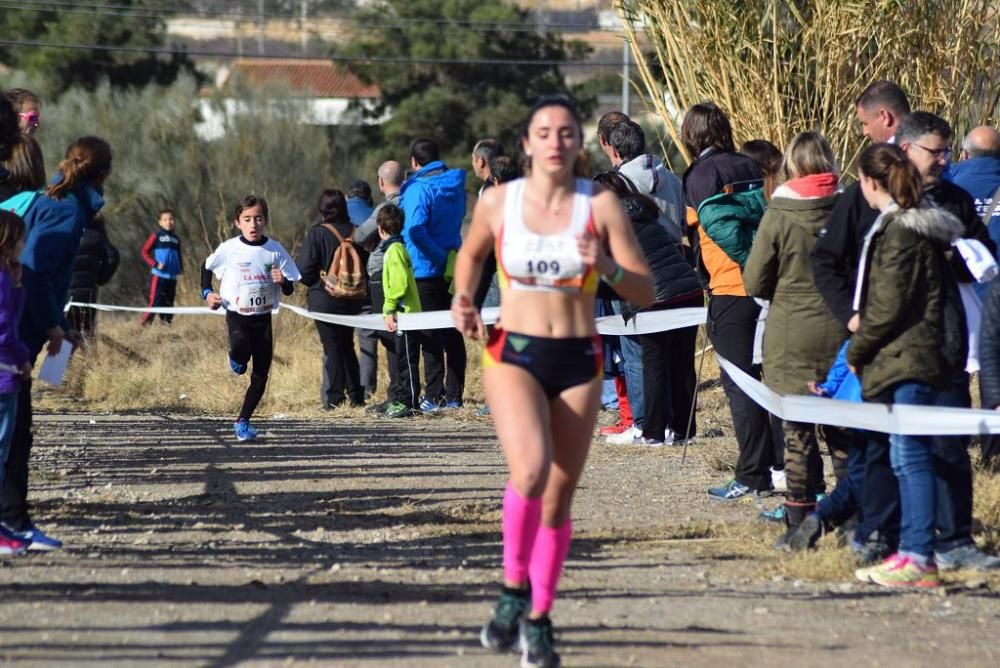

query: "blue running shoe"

left=229, top=356, right=247, bottom=375
left=707, top=479, right=752, bottom=501
left=1, top=521, right=62, bottom=551
left=234, top=419, right=257, bottom=441
left=758, top=505, right=786, bottom=523
left=442, top=400, right=462, bottom=410
left=475, top=404, right=491, bottom=417
left=418, top=397, right=442, bottom=413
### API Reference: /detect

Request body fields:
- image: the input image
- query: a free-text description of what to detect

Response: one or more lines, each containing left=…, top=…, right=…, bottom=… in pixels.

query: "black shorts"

left=483, top=328, right=602, bottom=399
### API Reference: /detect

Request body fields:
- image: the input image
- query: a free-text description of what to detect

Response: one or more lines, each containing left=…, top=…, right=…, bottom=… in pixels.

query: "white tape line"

left=67, top=302, right=224, bottom=316
left=596, top=308, right=706, bottom=335
left=716, top=354, right=1000, bottom=436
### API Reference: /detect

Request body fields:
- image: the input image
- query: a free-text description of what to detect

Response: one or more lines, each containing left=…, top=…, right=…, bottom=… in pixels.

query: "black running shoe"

left=480, top=587, right=529, bottom=652
left=519, top=616, right=560, bottom=668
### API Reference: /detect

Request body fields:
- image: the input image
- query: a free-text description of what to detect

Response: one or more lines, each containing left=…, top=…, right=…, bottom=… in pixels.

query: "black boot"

left=774, top=502, right=813, bottom=551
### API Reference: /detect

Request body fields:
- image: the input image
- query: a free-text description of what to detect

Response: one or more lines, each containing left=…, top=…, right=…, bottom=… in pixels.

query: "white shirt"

left=205, top=236, right=300, bottom=315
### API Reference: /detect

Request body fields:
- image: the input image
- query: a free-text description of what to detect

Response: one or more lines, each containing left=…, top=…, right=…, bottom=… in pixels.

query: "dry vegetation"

left=617, top=0, right=1000, bottom=170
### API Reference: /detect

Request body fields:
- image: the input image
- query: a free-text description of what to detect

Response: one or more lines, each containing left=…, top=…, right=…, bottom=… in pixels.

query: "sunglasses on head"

left=17, top=112, right=40, bottom=125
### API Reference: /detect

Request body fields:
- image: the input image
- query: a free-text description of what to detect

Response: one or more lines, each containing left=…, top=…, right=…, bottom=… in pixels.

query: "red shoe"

left=0, top=533, right=26, bottom=556
left=599, top=419, right=634, bottom=436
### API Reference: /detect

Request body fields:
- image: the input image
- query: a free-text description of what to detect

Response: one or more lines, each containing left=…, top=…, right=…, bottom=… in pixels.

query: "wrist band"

left=201, top=288, right=212, bottom=300
left=604, top=264, right=624, bottom=286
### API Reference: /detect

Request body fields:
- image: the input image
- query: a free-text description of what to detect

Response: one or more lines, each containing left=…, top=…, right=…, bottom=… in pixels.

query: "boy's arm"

left=200, top=261, right=215, bottom=298
left=382, top=245, right=406, bottom=315
left=176, top=235, right=183, bottom=275
left=141, top=232, right=157, bottom=268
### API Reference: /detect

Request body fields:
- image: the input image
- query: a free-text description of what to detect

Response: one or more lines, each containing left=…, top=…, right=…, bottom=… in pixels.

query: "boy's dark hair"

left=5, top=88, right=41, bottom=112
left=895, top=110, right=953, bottom=145
left=410, top=138, right=440, bottom=167
left=346, top=179, right=373, bottom=206
left=232, top=194, right=269, bottom=222
left=609, top=120, right=645, bottom=163
left=158, top=208, right=175, bottom=218
left=598, top=111, right=630, bottom=144
left=377, top=203, right=404, bottom=237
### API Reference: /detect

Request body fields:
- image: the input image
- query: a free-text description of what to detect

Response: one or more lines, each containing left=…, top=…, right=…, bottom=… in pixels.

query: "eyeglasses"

left=913, top=143, right=952, bottom=160
left=17, top=112, right=40, bottom=126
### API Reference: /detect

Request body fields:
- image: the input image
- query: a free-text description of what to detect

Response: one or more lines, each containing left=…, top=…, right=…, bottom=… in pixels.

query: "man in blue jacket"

left=947, top=126, right=1000, bottom=250
left=400, top=138, right=467, bottom=410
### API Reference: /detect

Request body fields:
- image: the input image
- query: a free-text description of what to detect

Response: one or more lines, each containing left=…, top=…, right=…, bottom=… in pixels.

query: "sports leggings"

left=226, top=311, right=273, bottom=421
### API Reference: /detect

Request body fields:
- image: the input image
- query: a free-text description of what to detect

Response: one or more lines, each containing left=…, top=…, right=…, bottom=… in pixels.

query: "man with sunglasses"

left=4, top=89, right=41, bottom=138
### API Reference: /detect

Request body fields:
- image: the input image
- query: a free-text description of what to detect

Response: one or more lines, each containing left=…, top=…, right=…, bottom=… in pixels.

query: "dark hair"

left=346, top=179, right=373, bottom=206
left=410, top=138, right=440, bottom=168
left=740, top=139, right=783, bottom=199
left=0, top=210, right=25, bottom=273
left=0, top=97, right=19, bottom=163
left=377, top=203, right=404, bottom=237
left=232, top=194, right=269, bottom=222
left=858, top=143, right=922, bottom=209
left=158, top=208, right=174, bottom=218
left=598, top=111, right=630, bottom=144
left=3, top=136, right=45, bottom=192
left=609, top=121, right=645, bottom=163
left=522, top=95, right=584, bottom=143
left=488, top=155, right=520, bottom=185
left=856, top=80, right=910, bottom=118
left=317, top=188, right=349, bottom=225
left=681, top=102, right=735, bottom=157
left=47, top=136, right=112, bottom=200
left=473, top=139, right=505, bottom=162
left=593, top=172, right=658, bottom=223
left=5, top=88, right=41, bottom=112
left=895, top=110, right=953, bottom=146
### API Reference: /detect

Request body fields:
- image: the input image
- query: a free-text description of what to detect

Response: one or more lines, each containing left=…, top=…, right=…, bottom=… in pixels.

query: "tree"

left=0, top=1, right=195, bottom=97
left=337, top=0, right=589, bottom=165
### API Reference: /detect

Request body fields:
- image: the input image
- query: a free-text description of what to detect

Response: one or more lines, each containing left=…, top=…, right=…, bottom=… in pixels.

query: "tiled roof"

left=226, top=58, right=379, bottom=98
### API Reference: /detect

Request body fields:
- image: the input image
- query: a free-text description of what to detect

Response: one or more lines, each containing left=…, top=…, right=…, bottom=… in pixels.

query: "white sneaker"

left=770, top=468, right=787, bottom=493
left=664, top=428, right=676, bottom=445
left=606, top=425, right=641, bottom=445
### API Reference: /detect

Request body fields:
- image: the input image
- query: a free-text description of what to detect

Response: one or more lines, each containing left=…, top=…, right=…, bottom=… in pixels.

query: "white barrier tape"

left=65, top=301, right=709, bottom=335
left=716, top=354, right=1000, bottom=436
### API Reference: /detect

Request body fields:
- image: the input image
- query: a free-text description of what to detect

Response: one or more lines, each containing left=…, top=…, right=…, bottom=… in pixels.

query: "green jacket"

left=743, top=194, right=845, bottom=395
left=697, top=187, right=767, bottom=268
left=847, top=206, right=965, bottom=399
left=382, top=239, right=422, bottom=316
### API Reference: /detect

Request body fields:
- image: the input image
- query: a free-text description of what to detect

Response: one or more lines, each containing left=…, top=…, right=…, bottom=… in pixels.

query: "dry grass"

left=617, top=0, right=1000, bottom=170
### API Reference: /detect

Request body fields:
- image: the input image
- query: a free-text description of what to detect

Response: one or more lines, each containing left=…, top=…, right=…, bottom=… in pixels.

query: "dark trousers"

left=782, top=420, right=823, bottom=503
left=638, top=324, right=698, bottom=441
left=818, top=429, right=867, bottom=529
left=933, top=376, right=975, bottom=552
left=416, top=278, right=466, bottom=403
left=315, top=321, right=362, bottom=408
left=358, top=305, right=379, bottom=398
left=0, top=376, right=33, bottom=530
left=860, top=429, right=901, bottom=547
left=981, top=434, right=1000, bottom=470
left=227, top=311, right=273, bottom=421
left=141, top=275, right=177, bottom=325
left=708, top=295, right=774, bottom=491
left=386, top=329, right=421, bottom=408
left=769, top=413, right=785, bottom=471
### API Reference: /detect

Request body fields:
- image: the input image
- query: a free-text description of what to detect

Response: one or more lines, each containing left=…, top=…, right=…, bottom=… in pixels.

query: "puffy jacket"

left=618, top=154, right=686, bottom=243
left=19, top=179, right=104, bottom=357
left=682, top=149, right=763, bottom=295
left=743, top=193, right=845, bottom=395
left=698, top=188, right=767, bottom=269
left=847, top=206, right=965, bottom=399
left=980, top=277, right=1000, bottom=408
left=69, top=222, right=119, bottom=298
left=296, top=219, right=366, bottom=315
left=623, top=196, right=702, bottom=307
left=399, top=161, right=466, bottom=279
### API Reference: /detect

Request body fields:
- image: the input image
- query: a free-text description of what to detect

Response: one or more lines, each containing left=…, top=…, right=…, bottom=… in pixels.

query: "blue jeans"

left=888, top=382, right=939, bottom=561
left=817, top=429, right=865, bottom=532
left=0, top=391, right=17, bottom=486
left=612, top=301, right=644, bottom=429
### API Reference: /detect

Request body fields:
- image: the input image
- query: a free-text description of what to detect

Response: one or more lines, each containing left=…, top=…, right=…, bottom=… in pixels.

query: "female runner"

left=451, top=96, right=654, bottom=668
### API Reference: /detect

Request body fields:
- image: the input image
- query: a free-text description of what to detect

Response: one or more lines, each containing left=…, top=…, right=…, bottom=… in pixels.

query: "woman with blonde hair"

left=743, top=131, right=846, bottom=547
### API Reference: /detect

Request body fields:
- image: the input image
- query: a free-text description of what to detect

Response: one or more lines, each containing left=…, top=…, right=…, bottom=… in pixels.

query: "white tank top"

left=497, top=178, right=596, bottom=293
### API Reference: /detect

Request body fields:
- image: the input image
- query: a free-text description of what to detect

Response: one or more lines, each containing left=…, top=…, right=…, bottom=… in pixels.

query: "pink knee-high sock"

left=528, top=518, right=573, bottom=615
left=502, top=482, right=542, bottom=585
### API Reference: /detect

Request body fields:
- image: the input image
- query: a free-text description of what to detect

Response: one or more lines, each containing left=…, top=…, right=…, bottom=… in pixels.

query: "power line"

left=8, top=0, right=617, bottom=33
left=0, top=37, right=621, bottom=69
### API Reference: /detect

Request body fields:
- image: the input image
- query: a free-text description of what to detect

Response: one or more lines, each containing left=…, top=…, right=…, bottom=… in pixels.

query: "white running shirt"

left=205, top=236, right=301, bottom=315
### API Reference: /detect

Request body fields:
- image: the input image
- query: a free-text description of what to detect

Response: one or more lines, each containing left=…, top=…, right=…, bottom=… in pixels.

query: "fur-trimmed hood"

left=884, top=205, right=964, bottom=244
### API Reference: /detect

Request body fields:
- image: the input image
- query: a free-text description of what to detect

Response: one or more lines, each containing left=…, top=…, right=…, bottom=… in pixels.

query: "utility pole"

left=301, top=0, right=308, bottom=55
left=621, top=0, right=631, bottom=116
left=257, top=0, right=265, bottom=56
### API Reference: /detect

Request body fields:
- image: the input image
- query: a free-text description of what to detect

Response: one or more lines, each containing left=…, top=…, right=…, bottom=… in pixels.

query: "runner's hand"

left=451, top=293, right=485, bottom=339
left=271, top=267, right=283, bottom=284
left=577, top=230, right=615, bottom=276
left=206, top=292, right=223, bottom=310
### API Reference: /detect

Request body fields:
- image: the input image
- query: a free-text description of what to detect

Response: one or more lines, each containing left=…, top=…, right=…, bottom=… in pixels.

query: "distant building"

left=196, top=58, right=381, bottom=140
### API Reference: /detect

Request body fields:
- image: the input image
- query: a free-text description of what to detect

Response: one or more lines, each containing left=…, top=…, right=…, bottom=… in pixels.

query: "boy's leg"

left=238, top=315, right=273, bottom=422
left=140, top=275, right=159, bottom=325
left=227, top=311, right=253, bottom=367
left=159, top=278, right=177, bottom=324
left=396, top=330, right=421, bottom=408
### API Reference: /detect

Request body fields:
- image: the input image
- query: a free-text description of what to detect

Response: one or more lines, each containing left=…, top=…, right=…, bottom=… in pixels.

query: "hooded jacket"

left=978, top=277, right=1000, bottom=408
left=947, top=156, right=1000, bottom=237
left=617, top=154, right=686, bottom=243
left=847, top=206, right=965, bottom=399
left=622, top=195, right=702, bottom=310
left=399, top=161, right=466, bottom=279
left=20, top=179, right=104, bottom=357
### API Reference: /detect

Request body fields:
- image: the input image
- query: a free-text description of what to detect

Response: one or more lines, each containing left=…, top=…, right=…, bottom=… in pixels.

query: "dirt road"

left=0, top=412, right=997, bottom=667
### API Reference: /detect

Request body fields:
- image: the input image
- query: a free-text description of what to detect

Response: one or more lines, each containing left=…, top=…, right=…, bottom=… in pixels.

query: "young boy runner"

left=141, top=208, right=183, bottom=325
left=201, top=195, right=300, bottom=440
left=374, top=204, right=421, bottom=418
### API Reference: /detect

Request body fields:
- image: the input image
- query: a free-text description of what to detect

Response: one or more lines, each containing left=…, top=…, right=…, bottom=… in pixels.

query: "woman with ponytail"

left=0, top=136, right=112, bottom=551
left=849, top=143, right=965, bottom=588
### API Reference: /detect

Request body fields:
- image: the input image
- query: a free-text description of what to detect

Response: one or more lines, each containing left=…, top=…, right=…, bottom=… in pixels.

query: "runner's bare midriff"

left=496, top=290, right=597, bottom=339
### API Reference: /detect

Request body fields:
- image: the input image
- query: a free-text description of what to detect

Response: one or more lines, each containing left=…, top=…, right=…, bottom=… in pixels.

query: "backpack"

left=319, top=224, right=367, bottom=300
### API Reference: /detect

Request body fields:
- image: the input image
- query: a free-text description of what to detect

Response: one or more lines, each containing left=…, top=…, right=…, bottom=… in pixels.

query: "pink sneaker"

left=599, top=418, right=634, bottom=436
left=0, top=533, right=26, bottom=556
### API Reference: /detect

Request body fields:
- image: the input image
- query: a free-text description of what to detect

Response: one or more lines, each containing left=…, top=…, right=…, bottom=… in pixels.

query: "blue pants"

left=0, top=391, right=17, bottom=488
left=817, top=429, right=866, bottom=532
left=888, top=382, right=939, bottom=561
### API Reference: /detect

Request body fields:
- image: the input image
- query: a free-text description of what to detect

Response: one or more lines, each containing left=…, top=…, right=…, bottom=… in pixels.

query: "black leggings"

left=227, top=311, right=273, bottom=421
